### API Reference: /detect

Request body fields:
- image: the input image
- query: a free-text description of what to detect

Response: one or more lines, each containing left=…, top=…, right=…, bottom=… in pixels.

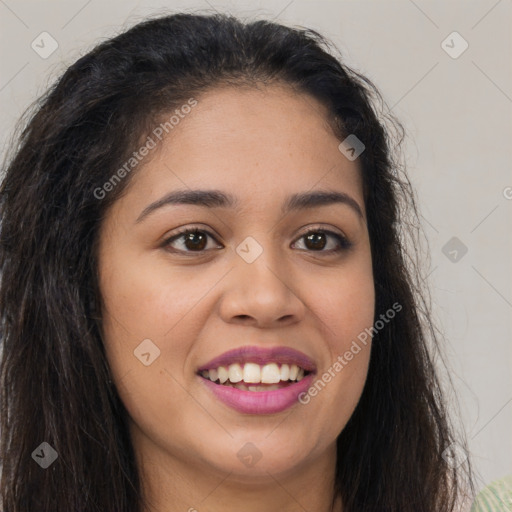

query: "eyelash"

left=162, top=226, right=352, bottom=255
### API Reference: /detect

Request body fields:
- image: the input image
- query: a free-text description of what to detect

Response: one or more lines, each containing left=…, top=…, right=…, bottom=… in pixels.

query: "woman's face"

left=98, top=84, right=375, bottom=482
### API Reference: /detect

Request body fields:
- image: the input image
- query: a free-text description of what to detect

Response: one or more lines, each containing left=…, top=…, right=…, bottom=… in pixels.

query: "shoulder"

left=470, top=474, right=512, bottom=512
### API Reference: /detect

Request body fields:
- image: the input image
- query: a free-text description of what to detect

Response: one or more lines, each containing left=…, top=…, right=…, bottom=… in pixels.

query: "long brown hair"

left=0, top=12, right=473, bottom=511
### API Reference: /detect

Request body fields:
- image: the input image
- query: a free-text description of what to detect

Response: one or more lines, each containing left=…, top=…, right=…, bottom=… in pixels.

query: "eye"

left=162, top=226, right=352, bottom=255
left=162, top=227, right=221, bottom=253
left=291, top=228, right=352, bottom=253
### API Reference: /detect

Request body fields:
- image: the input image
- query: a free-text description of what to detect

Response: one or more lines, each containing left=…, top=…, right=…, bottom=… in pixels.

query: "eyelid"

left=294, top=223, right=347, bottom=240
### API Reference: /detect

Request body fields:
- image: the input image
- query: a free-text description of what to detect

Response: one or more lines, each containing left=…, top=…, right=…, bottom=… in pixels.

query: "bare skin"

left=97, top=84, right=375, bottom=512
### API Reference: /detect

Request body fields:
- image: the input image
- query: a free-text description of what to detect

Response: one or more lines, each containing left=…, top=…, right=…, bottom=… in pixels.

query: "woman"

left=0, top=12, right=474, bottom=512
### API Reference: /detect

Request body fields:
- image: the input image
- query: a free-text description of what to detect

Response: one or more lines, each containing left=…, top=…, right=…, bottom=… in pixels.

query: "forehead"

left=120, top=84, right=365, bottom=218
left=164, top=84, right=340, bottom=162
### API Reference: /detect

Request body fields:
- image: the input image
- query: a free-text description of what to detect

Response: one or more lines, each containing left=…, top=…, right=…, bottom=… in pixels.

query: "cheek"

left=300, top=258, right=374, bottom=433
left=310, top=259, right=375, bottom=353
left=97, top=251, right=196, bottom=398
left=99, top=250, right=225, bottom=346
left=98, top=250, right=231, bottom=423
left=98, top=255, right=218, bottom=455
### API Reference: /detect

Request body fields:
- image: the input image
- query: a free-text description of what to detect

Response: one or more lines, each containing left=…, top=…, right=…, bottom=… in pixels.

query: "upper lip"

left=197, top=345, right=317, bottom=373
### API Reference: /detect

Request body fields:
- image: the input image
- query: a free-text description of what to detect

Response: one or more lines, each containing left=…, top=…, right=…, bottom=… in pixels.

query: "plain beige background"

left=1, top=0, right=511, bottom=498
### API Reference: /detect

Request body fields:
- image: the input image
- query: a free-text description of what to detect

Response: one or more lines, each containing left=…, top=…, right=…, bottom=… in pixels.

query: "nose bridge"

left=219, top=232, right=304, bottom=326
left=235, top=233, right=290, bottom=298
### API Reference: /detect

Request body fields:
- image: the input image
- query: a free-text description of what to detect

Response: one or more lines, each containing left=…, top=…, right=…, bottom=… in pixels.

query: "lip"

left=199, top=373, right=315, bottom=414
left=197, top=345, right=317, bottom=414
left=197, top=345, right=317, bottom=372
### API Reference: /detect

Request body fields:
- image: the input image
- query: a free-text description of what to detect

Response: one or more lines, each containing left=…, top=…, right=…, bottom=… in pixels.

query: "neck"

left=132, top=426, right=342, bottom=512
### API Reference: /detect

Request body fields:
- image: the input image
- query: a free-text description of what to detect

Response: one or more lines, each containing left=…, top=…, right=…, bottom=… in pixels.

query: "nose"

left=218, top=249, right=306, bottom=329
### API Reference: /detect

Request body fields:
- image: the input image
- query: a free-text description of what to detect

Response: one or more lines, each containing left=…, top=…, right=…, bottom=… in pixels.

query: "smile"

left=197, top=346, right=316, bottom=414
left=201, top=362, right=308, bottom=390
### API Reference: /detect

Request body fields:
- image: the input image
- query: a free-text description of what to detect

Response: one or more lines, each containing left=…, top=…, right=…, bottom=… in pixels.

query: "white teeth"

left=243, top=363, right=261, bottom=383
left=228, top=363, right=243, bottom=383
left=260, top=363, right=281, bottom=384
left=217, top=366, right=229, bottom=384
left=240, top=383, right=282, bottom=392
left=202, top=361, right=308, bottom=385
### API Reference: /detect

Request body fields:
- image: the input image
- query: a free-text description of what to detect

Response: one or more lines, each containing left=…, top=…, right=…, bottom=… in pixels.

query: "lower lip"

left=199, top=374, right=315, bottom=414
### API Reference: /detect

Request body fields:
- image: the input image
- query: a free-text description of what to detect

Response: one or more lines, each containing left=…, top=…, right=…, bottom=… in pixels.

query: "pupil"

left=185, top=232, right=206, bottom=250
left=306, top=232, right=325, bottom=250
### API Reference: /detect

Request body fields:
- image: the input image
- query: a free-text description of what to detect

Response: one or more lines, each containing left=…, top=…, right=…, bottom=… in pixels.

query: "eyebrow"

left=135, top=188, right=364, bottom=223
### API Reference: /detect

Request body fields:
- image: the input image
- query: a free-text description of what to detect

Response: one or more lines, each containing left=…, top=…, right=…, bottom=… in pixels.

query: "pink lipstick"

left=197, top=346, right=316, bottom=414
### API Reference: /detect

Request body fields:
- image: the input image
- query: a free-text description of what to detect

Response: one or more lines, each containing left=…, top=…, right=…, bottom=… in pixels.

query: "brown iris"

left=304, top=232, right=327, bottom=250
left=183, top=230, right=207, bottom=251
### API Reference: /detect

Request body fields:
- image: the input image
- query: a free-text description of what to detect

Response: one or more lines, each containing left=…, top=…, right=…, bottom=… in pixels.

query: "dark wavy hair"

left=0, top=12, right=473, bottom=512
